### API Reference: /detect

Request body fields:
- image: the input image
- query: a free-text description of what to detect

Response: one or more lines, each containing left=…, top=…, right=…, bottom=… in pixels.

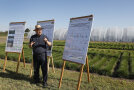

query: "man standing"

left=29, top=25, right=52, bottom=87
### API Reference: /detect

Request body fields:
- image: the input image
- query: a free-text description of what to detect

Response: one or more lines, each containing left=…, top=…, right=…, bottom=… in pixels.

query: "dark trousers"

left=33, top=52, right=47, bottom=83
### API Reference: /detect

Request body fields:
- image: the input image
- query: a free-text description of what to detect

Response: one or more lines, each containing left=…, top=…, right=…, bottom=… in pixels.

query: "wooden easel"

left=3, top=48, right=26, bottom=73
left=59, top=55, right=90, bottom=90
left=47, top=55, right=55, bottom=73
left=30, top=54, right=55, bottom=78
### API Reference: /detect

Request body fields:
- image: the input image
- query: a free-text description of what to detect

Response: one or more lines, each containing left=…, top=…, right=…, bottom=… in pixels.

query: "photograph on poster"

left=8, top=36, right=14, bottom=40
left=7, top=39, right=14, bottom=47
left=9, top=30, right=15, bottom=34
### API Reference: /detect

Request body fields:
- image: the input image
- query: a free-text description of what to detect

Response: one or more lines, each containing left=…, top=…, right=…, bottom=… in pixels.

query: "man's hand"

left=44, top=38, right=48, bottom=42
left=29, top=41, right=35, bottom=48
left=44, top=37, right=52, bottom=46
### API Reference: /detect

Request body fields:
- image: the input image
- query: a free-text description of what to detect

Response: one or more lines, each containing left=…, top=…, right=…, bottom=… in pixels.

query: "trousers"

left=33, top=52, right=47, bottom=83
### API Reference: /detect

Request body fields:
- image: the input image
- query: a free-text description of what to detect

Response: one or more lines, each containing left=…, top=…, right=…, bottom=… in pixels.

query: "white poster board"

left=5, top=22, right=26, bottom=53
left=63, top=15, right=93, bottom=65
left=37, top=20, right=54, bottom=56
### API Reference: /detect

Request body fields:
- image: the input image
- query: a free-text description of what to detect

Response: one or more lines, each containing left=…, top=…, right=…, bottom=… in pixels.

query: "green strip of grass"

left=130, top=52, right=134, bottom=78
left=116, top=52, right=129, bottom=78
left=99, top=57, right=118, bottom=76
left=91, top=56, right=107, bottom=73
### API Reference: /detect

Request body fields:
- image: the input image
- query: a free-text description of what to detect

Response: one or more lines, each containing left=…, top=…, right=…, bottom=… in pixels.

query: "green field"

left=0, top=41, right=134, bottom=79
left=0, top=60, right=134, bottom=90
left=0, top=32, right=8, bottom=36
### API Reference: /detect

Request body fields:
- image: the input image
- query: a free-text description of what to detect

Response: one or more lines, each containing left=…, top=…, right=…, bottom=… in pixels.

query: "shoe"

left=30, top=80, right=39, bottom=84
left=32, top=79, right=40, bottom=84
left=35, top=80, right=40, bottom=83
left=43, top=83, right=48, bottom=88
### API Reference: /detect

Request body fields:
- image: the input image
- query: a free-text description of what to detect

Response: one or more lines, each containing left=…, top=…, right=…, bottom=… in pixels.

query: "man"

left=29, top=25, right=52, bottom=87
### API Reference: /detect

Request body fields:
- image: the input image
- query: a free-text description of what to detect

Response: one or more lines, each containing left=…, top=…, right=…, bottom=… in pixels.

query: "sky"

left=0, top=0, right=134, bottom=31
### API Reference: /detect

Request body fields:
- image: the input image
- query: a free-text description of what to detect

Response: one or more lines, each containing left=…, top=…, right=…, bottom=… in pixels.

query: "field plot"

left=0, top=41, right=134, bottom=79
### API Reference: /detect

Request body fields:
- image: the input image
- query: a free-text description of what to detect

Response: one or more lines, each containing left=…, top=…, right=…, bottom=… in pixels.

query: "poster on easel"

left=5, top=22, right=26, bottom=53
left=59, top=15, right=93, bottom=90
left=62, top=15, right=93, bottom=64
left=37, top=20, right=54, bottom=56
left=3, top=22, right=26, bottom=73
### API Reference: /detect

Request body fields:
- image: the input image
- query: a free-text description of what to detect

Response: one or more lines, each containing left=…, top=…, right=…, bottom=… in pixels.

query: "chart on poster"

left=63, top=15, right=93, bottom=64
left=37, top=20, right=54, bottom=56
left=5, top=22, right=26, bottom=53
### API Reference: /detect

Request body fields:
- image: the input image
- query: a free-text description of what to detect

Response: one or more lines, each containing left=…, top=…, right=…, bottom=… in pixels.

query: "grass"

left=0, top=60, right=134, bottom=90
left=130, top=52, right=134, bottom=78
left=89, top=42, right=134, bottom=50
left=99, top=57, right=118, bottom=76
left=98, top=51, right=121, bottom=76
left=92, top=56, right=108, bottom=73
left=0, top=32, right=8, bottom=36
left=115, top=52, right=129, bottom=78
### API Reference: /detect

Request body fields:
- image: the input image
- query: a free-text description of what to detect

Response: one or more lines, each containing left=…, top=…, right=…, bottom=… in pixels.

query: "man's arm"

left=29, top=41, right=35, bottom=48
left=29, top=36, right=35, bottom=48
left=44, top=37, right=52, bottom=46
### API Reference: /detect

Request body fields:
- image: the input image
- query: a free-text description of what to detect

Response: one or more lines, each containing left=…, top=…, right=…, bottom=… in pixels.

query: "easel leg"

left=16, top=53, right=22, bottom=73
left=47, top=56, right=50, bottom=72
left=77, top=64, right=84, bottom=90
left=30, top=59, right=33, bottom=78
left=86, top=56, right=90, bottom=82
left=3, top=52, right=8, bottom=72
left=59, top=61, right=66, bottom=88
left=51, top=56, right=55, bottom=73
left=22, top=49, right=25, bottom=68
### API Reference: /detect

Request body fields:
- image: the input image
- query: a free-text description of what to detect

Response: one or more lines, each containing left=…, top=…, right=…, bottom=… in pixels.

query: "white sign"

left=37, top=20, right=54, bottom=56
left=63, top=15, right=93, bottom=64
left=5, top=22, right=26, bottom=53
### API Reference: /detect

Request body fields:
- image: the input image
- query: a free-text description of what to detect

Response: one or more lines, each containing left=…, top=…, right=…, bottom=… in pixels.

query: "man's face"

left=35, top=29, right=42, bottom=36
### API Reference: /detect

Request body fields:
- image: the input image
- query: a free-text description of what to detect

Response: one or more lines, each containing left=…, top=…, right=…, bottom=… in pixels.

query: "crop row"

left=89, top=42, right=134, bottom=50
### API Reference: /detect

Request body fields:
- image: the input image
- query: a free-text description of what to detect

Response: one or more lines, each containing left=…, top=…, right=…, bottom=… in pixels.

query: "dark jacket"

left=30, top=34, right=48, bottom=55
